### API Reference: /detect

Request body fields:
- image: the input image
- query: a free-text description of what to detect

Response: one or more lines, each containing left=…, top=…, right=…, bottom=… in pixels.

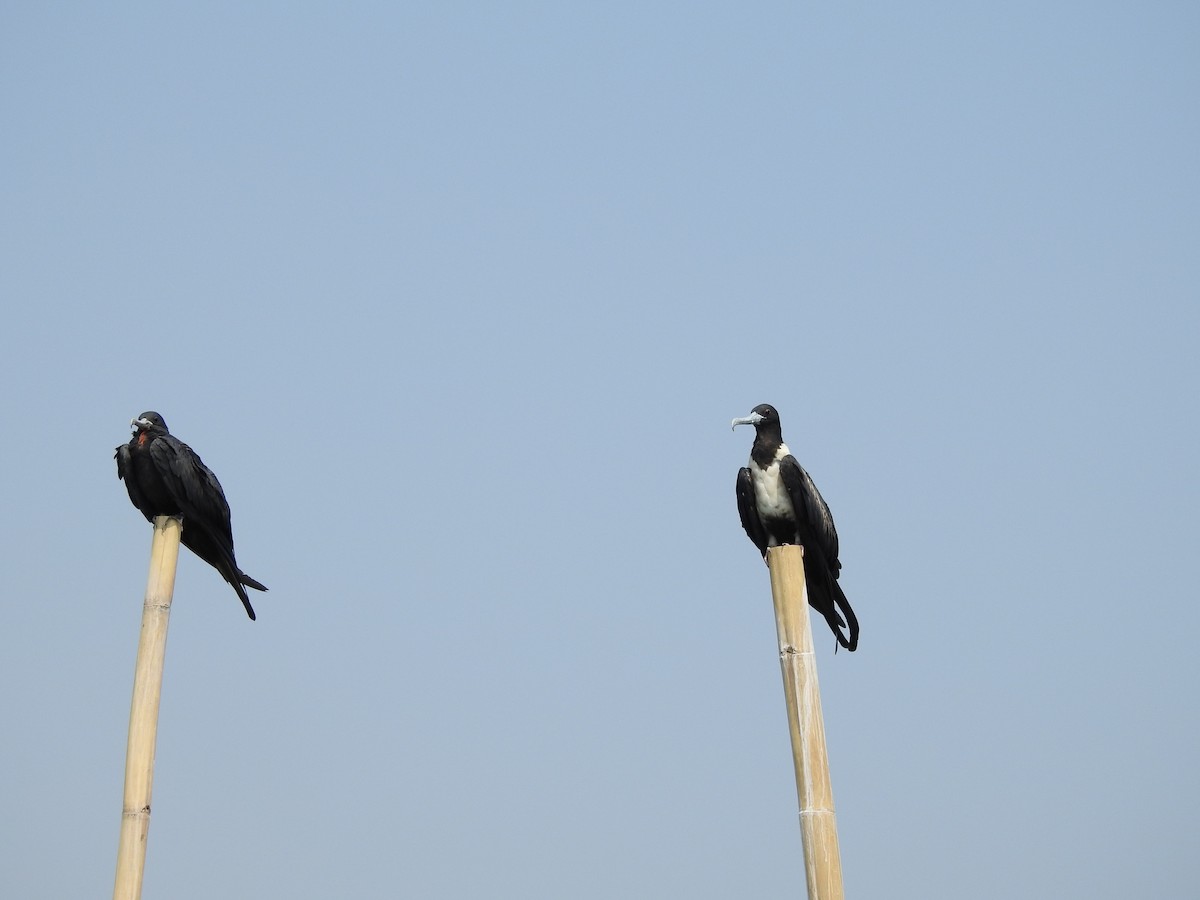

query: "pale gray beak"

left=131, top=417, right=152, bottom=432
left=731, top=412, right=764, bottom=431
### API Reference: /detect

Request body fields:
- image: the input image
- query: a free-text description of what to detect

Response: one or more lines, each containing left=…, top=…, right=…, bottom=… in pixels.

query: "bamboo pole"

left=114, top=515, right=182, bottom=900
left=766, top=545, right=844, bottom=900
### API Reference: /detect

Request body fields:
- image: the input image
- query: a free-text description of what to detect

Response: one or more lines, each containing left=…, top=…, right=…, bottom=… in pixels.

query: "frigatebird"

left=115, top=411, right=266, bottom=620
left=732, top=403, right=858, bottom=651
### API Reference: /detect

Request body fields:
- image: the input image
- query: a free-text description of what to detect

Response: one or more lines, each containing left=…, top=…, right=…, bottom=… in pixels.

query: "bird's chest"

left=750, top=458, right=796, bottom=522
left=129, top=444, right=176, bottom=512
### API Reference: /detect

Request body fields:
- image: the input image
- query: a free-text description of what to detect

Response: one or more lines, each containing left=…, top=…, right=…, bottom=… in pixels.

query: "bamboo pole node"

left=766, top=544, right=845, bottom=900
left=113, top=515, right=182, bottom=900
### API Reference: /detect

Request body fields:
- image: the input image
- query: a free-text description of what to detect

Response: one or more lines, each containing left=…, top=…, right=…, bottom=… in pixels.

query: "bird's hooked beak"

left=731, top=412, right=764, bottom=431
left=131, top=417, right=153, bottom=433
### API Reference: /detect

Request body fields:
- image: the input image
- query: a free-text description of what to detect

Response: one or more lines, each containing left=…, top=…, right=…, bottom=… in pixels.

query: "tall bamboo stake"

left=114, top=515, right=182, bottom=900
left=766, top=545, right=844, bottom=900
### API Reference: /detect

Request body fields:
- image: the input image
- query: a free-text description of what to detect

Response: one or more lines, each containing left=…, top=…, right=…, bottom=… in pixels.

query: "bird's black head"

left=730, top=403, right=782, bottom=434
left=131, top=411, right=169, bottom=435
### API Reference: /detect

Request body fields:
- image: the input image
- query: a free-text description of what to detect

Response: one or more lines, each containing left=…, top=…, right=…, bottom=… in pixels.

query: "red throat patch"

left=136, top=433, right=148, bottom=447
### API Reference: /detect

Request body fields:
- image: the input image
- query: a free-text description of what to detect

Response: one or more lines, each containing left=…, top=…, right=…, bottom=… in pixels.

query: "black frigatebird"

left=732, top=403, right=858, bottom=651
left=115, top=411, right=267, bottom=620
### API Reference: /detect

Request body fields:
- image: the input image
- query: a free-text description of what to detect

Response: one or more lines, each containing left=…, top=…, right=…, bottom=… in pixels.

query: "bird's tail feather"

left=216, top=561, right=262, bottom=621
left=827, top=578, right=859, bottom=652
left=232, top=570, right=265, bottom=621
left=239, top=572, right=268, bottom=593
left=233, top=583, right=257, bottom=621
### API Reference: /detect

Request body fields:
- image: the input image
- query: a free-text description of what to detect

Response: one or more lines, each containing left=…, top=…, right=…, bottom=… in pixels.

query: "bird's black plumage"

left=732, top=403, right=858, bottom=651
left=115, top=411, right=266, bottom=620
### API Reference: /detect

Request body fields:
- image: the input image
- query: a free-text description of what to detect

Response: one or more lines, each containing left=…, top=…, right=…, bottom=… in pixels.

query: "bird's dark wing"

left=115, top=443, right=153, bottom=523
left=146, top=435, right=235, bottom=543
left=779, top=455, right=840, bottom=572
left=736, top=467, right=769, bottom=557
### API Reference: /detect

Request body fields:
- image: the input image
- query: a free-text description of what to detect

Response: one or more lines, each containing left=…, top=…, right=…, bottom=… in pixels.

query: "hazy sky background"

left=2, top=3, right=1197, bottom=898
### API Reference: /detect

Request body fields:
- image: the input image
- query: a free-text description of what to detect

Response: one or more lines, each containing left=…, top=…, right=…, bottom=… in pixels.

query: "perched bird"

left=732, top=403, right=858, bottom=651
left=115, top=411, right=267, bottom=620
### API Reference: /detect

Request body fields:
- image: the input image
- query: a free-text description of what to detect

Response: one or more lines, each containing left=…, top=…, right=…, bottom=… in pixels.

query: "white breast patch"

left=751, top=443, right=796, bottom=521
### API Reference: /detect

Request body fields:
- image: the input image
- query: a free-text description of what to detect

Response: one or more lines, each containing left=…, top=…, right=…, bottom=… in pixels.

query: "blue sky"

left=2, top=3, right=1197, bottom=897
